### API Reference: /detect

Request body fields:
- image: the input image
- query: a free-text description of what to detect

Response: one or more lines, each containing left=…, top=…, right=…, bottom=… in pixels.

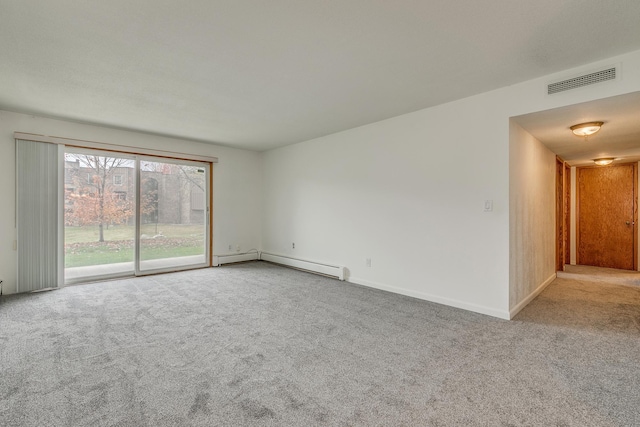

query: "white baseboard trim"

left=348, top=276, right=511, bottom=320
left=509, top=272, right=556, bottom=319
left=213, top=252, right=259, bottom=266
left=260, top=252, right=345, bottom=280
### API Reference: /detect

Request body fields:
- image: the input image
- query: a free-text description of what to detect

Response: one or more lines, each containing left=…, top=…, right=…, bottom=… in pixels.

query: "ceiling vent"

left=547, top=67, right=616, bottom=95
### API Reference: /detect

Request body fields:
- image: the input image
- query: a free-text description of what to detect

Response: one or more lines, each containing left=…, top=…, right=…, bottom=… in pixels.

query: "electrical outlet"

left=292, top=242, right=295, bottom=249
left=228, top=244, right=232, bottom=251
left=236, top=245, right=240, bottom=252
left=366, top=258, right=371, bottom=267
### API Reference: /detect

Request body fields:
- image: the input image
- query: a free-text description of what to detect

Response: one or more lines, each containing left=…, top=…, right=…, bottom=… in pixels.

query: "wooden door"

left=564, top=163, right=571, bottom=265
left=577, top=163, right=637, bottom=270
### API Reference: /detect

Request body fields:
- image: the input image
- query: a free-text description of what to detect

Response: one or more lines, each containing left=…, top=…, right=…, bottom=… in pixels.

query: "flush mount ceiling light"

left=593, top=158, right=614, bottom=166
left=570, top=121, right=604, bottom=137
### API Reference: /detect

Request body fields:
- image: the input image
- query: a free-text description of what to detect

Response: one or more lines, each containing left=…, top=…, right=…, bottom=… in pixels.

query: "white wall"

left=262, top=97, right=510, bottom=318
left=262, top=49, right=640, bottom=319
left=0, top=110, right=262, bottom=295
left=509, top=121, right=556, bottom=316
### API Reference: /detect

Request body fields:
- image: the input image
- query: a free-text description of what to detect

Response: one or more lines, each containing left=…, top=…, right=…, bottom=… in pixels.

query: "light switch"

left=484, top=200, right=493, bottom=212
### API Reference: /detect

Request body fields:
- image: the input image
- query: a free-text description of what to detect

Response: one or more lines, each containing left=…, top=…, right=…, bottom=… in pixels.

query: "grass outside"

left=65, top=224, right=205, bottom=268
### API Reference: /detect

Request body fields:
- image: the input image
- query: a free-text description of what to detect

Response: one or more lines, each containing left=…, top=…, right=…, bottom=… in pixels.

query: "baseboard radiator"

left=212, top=252, right=259, bottom=266
left=260, top=252, right=345, bottom=281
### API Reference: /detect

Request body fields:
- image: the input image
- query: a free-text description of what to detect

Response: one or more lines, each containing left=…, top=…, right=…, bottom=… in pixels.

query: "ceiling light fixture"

left=593, top=158, right=614, bottom=166
left=570, top=121, right=603, bottom=137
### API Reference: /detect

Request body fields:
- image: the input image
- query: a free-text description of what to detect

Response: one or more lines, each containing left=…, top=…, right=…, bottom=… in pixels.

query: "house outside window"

left=191, top=189, right=205, bottom=211
left=113, top=175, right=123, bottom=186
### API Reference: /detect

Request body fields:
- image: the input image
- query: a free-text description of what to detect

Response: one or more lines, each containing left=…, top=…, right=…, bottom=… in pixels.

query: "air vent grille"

left=548, top=68, right=616, bottom=94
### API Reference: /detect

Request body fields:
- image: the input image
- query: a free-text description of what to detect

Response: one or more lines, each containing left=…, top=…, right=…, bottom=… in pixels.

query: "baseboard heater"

left=212, top=252, right=259, bottom=266
left=260, top=252, right=345, bottom=281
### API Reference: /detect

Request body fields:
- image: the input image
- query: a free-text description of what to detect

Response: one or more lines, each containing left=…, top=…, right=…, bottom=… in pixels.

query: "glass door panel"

left=138, top=159, right=208, bottom=273
left=64, top=149, right=136, bottom=283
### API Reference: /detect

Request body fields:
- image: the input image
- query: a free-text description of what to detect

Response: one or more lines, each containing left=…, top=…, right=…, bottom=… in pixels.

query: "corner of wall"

left=508, top=272, right=556, bottom=319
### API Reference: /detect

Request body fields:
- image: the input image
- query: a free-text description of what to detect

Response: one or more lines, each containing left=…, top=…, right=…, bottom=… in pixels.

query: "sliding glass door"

left=138, top=158, right=208, bottom=273
left=64, top=148, right=209, bottom=283
left=64, top=150, right=136, bottom=282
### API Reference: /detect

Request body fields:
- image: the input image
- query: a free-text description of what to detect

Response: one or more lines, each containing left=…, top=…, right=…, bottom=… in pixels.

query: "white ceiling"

left=2, top=1, right=640, bottom=151
left=513, top=91, right=640, bottom=166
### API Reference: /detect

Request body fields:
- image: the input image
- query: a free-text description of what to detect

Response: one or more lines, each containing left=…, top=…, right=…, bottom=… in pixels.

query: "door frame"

left=556, top=156, right=570, bottom=271
left=564, top=162, right=571, bottom=267
left=63, top=147, right=213, bottom=284
left=575, top=161, right=638, bottom=270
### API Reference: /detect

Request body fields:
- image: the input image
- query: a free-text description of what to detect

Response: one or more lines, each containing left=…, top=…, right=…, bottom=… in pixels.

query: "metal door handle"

left=626, top=221, right=635, bottom=225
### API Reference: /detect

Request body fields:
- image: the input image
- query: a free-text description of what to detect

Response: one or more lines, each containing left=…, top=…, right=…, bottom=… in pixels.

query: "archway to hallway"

left=509, top=91, right=640, bottom=317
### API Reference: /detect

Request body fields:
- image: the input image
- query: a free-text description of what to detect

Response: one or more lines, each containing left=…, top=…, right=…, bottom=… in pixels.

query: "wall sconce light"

left=570, top=121, right=603, bottom=136
left=593, top=158, right=614, bottom=166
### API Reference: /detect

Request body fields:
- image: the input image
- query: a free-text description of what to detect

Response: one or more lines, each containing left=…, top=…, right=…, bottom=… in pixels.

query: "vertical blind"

left=16, top=139, right=62, bottom=292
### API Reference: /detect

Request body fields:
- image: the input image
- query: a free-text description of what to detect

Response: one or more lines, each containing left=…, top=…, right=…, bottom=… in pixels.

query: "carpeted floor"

left=1, top=262, right=639, bottom=426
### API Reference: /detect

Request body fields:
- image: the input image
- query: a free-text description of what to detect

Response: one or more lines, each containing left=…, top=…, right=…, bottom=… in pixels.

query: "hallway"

left=516, top=264, right=640, bottom=333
